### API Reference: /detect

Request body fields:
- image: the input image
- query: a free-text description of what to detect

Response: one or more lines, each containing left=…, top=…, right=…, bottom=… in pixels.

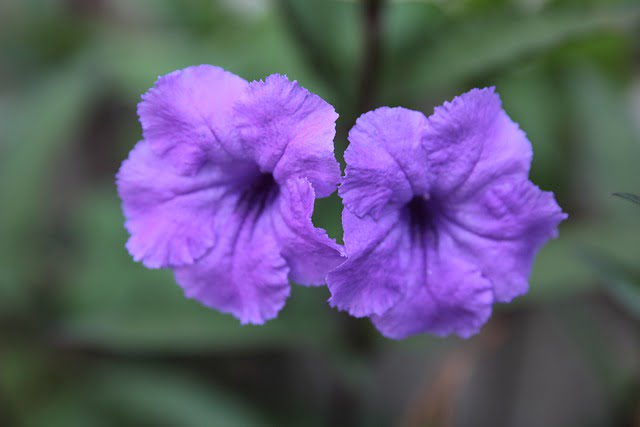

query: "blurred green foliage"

left=1, top=0, right=639, bottom=426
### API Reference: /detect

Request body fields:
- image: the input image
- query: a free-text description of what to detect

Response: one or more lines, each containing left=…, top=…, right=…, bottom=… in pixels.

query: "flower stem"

left=356, top=0, right=384, bottom=114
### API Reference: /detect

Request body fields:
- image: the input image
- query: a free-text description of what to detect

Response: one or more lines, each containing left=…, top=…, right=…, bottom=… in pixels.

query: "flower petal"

left=328, top=204, right=494, bottom=335
left=327, top=207, right=412, bottom=317
left=174, top=196, right=290, bottom=325
left=116, top=140, right=254, bottom=269
left=234, top=74, right=341, bottom=198
left=138, top=65, right=248, bottom=174
left=340, top=107, right=429, bottom=219
left=424, top=87, right=532, bottom=200
left=371, top=241, right=493, bottom=340
left=273, top=178, right=345, bottom=286
left=441, top=178, right=567, bottom=302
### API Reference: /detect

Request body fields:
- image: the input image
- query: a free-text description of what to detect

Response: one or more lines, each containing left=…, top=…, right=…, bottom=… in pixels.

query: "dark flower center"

left=251, top=172, right=278, bottom=198
left=406, top=195, right=439, bottom=238
left=237, top=171, right=279, bottom=216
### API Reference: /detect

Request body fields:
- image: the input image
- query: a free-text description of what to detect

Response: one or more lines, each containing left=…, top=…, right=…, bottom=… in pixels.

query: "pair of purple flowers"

left=117, top=65, right=566, bottom=339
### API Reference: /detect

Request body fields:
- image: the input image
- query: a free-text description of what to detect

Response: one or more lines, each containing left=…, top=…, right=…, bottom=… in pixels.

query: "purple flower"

left=117, top=65, right=344, bottom=324
left=327, top=88, right=567, bottom=339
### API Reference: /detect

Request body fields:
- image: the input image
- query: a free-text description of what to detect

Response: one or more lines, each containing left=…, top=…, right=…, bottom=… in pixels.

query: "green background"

left=1, top=0, right=639, bottom=426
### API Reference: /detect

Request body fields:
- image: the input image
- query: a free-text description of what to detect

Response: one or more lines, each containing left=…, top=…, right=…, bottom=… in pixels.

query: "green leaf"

left=566, top=66, right=640, bottom=219
left=496, top=67, right=567, bottom=192
left=613, top=192, right=640, bottom=206
left=89, top=365, right=268, bottom=427
left=93, top=12, right=334, bottom=106
left=527, top=221, right=640, bottom=301
left=578, top=248, right=640, bottom=319
left=24, top=391, right=112, bottom=427
left=0, top=58, right=96, bottom=230
left=23, top=364, right=268, bottom=427
left=382, top=1, right=447, bottom=66
left=0, top=54, right=98, bottom=308
left=382, top=4, right=640, bottom=103
left=276, top=0, right=360, bottom=101
left=604, top=277, right=640, bottom=319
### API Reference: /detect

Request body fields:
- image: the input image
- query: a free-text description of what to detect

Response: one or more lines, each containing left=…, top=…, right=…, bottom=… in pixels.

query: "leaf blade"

left=613, top=192, right=640, bottom=206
